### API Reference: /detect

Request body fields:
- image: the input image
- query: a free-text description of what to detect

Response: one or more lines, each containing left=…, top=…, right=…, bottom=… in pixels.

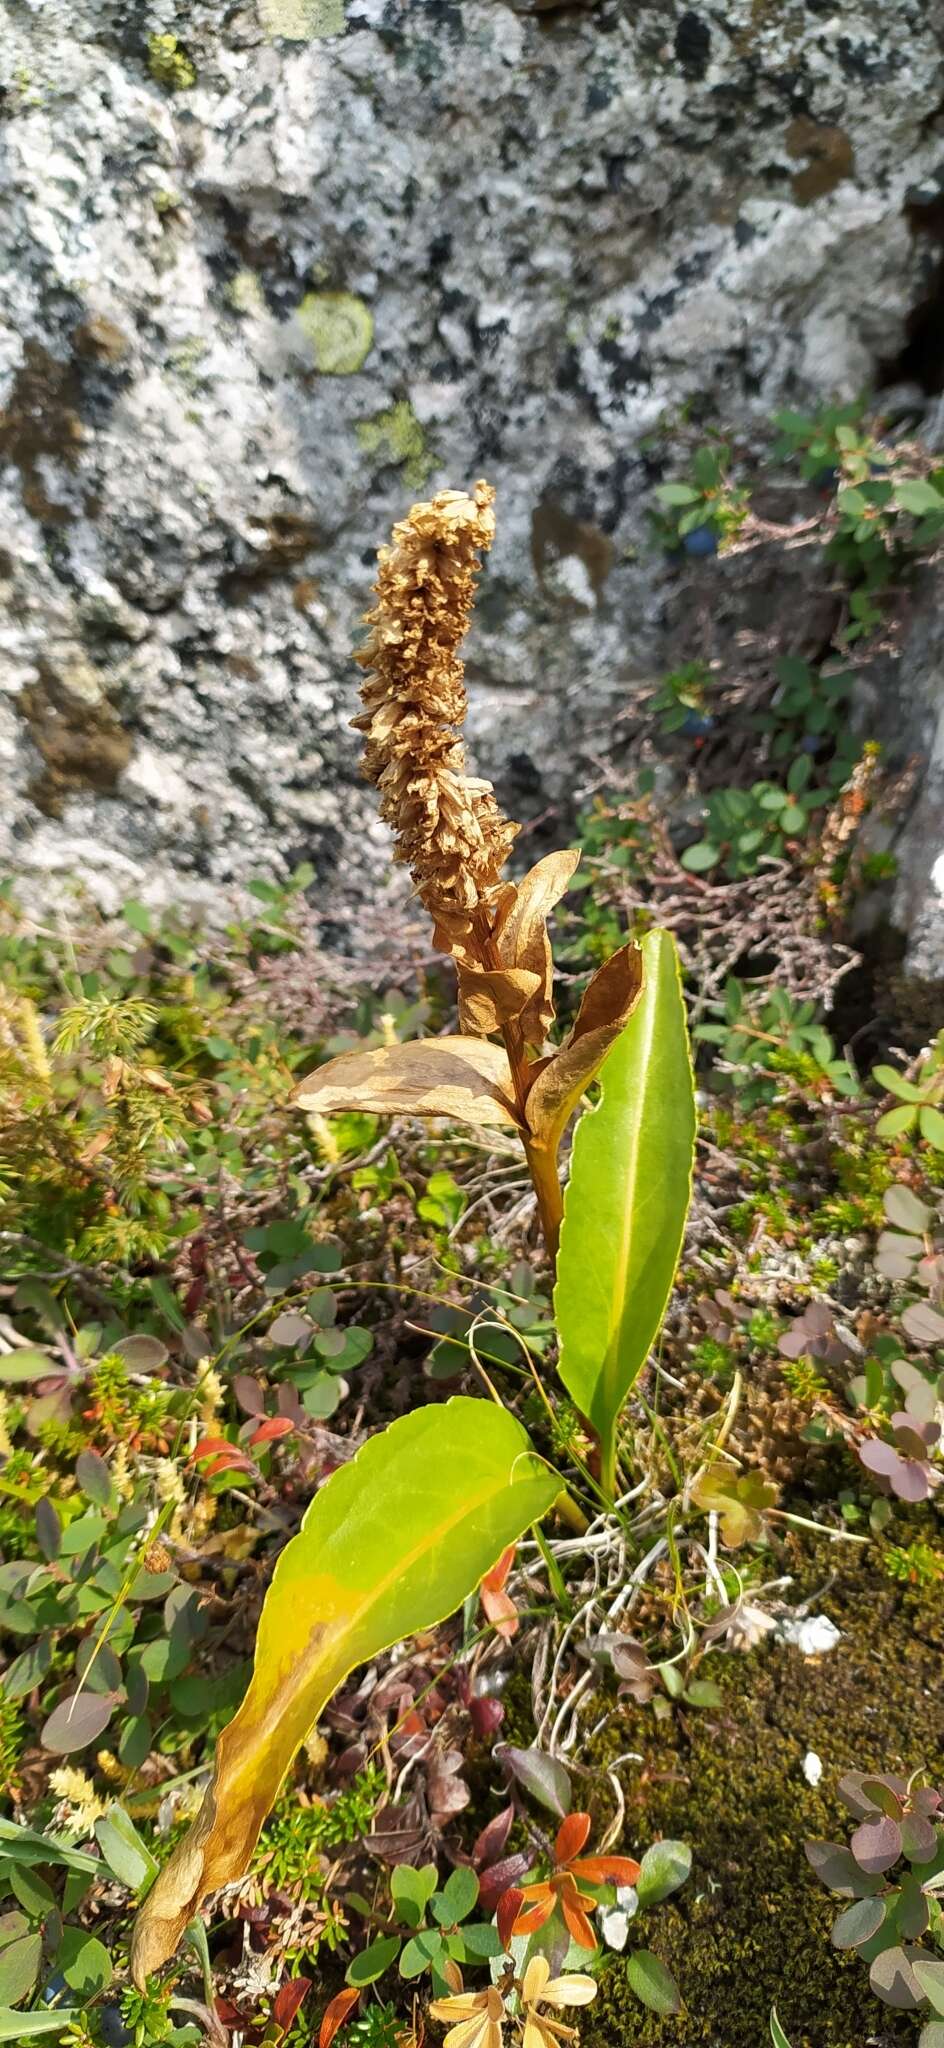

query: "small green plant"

left=873, top=1035, right=944, bottom=1150
left=652, top=661, right=714, bottom=734
left=653, top=443, right=750, bottom=555
left=347, top=1864, right=501, bottom=1997
left=681, top=764, right=831, bottom=877
left=695, top=981, right=858, bottom=1107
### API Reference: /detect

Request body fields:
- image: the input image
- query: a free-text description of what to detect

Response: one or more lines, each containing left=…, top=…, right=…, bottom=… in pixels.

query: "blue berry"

left=682, top=525, right=718, bottom=557
left=681, top=710, right=715, bottom=736
left=100, top=2005, right=133, bottom=2047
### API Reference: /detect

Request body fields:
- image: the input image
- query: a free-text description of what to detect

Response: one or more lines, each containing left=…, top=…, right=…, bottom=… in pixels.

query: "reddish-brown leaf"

left=319, top=1985, right=359, bottom=2048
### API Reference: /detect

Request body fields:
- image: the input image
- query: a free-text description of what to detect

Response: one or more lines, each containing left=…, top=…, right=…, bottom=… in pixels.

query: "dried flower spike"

left=353, top=479, right=518, bottom=945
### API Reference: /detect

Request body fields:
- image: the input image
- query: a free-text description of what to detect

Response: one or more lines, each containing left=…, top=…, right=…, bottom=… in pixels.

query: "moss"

left=357, top=402, right=433, bottom=490
left=19, top=665, right=132, bottom=817
left=579, top=1556, right=944, bottom=2048
left=259, top=0, right=345, bottom=34
left=0, top=341, right=84, bottom=524
left=296, top=292, right=374, bottom=375
left=146, top=34, right=196, bottom=90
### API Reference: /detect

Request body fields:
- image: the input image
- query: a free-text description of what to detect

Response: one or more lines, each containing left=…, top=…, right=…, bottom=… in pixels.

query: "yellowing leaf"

left=293, top=1037, right=521, bottom=1129
left=525, top=942, right=644, bottom=1156
left=130, top=1399, right=559, bottom=1983
left=456, top=965, right=542, bottom=1037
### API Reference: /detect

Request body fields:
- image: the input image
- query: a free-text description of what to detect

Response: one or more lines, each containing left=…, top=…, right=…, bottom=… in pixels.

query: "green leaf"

left=390, top=1863, right=438, bottom=1928
left=896, top=480, right=944, bottom=515
left=0, top=2015, right=81, bottom=2039
left=919, top=2024, right=944, bottom=2048
left=7, top=1867, right=55, bottom=1919
left=655, top=483, right=701, bottom=506
left=95, top=1806, right=158, bottom=1892
left=555, top=928, right=695, bottom=1497
left=779, top=804, right=806, bottom=834
left=769, top=2011, right=792, bottom=2048
left=57, top=1928, right=113, bottom=1996
left=914, top=1960, right=944, bottom=2016
left=0, top=1821, right=98, bottom=1876
left=399, top=1929, right=445, bottom=1978
left=0, top=1352, right=53, bottom=1385
left=625, top=1949, right=681, bottom=2015
left=131, top=1399, right=560, bottom=1982
left=459, top=1924, right=503, bottom=1959
left=831, top=1897, right=886, bottom=1948
left=919, top=1105, right=944, bottom=1150
left=434, top=1866, right=478, bottom=1926
left=872, top=1066, right=922, bottom=1101
left=0, top=1934, right=41, bottom=2007
left=876, top=1105, right=918, bottom=1138
left=2, top=1638, right=52, bottom=1701
left=346, top=1936, right=401, bottom=1988
left=636, top=1839, right=692, bottom=1906
left=680, top=841, right=721, bottom=872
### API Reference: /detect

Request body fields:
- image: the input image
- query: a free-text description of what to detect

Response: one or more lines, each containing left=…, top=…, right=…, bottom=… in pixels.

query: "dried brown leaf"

left=497, top=850, right=581, bottom=1041
left=294, top=1037, right=521, bottom=1130
left=456, top=965, right=542, bottom=1036
left=525, top=942, right=644, bottom=1153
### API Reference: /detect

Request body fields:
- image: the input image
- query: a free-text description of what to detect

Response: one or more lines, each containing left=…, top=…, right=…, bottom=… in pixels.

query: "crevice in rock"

left=878, top=189, right=944, bottom=394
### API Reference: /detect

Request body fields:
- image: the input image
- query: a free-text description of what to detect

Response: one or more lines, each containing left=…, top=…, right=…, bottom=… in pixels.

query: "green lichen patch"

left=146, top=34, right=197, bottom=90
left=582, top=1557, right=944, bottom=2048
left=258, top=0, right=345, bottom=40
left=296, top=291, right=374, bottom=375
left=356, top=401, right=433, bottom=490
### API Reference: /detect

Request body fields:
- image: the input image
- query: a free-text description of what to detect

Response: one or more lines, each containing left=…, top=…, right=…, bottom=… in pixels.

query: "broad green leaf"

left=876, top=1104, right=917, bottom=1138
left=915, top=1960, right=944, bottom=2017
left=555, top=929, right=695, bottom=1496
left=0, top=1933, right=41, bottom=2007
left=636, top=1839, right=692, bottom=1906
left=131, top=1398, right=559, bottom=1983
left=896, top=480, right=944, bottom=516
left=346, top=1936, right=401, bottom=1987
left=655, top=483, right=700, bottom=505
left=95, top=1806, right=158, bottom=1892
left=0, top=2015, right=81, bottom=2039
left=769, top=2011, right=792, bottom=2048
left=625, top=1949, right=681, bottom=2014
left=920, top=1105, right=944, bottom=1149
left=0, top=1820, right=99, bottom=1875
left=58, top=1928, right=113, bottom=1996
left=391, top=1863, right=438, bottom=1928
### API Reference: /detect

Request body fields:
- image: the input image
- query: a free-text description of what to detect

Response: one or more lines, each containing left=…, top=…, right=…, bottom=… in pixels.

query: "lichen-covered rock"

left=1, top=0, right=942, bottom=936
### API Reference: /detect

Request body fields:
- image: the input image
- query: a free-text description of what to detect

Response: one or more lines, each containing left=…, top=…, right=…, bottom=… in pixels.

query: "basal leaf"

left=769, top=2011, right=792, bottom=2048
left=0, top=2014, right=81, bottom=2040
left=294, top=1038, right=520, bottom=1130
left=555, top=929, right=695, bottom=1495
left=131, top=1398, right=558, bottom=1983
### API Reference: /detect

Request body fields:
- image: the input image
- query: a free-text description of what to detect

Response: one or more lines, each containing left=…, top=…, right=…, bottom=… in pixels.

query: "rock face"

left=2, top=0, right=943, bottom=951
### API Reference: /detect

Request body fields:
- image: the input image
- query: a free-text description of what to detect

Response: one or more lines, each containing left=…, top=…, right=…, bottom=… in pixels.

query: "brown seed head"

left=353, top=480, right=518, bottom=946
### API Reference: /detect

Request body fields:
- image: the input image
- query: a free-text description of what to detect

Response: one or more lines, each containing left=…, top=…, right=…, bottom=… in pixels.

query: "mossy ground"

left=572, top=1549, right=944, bottom=2048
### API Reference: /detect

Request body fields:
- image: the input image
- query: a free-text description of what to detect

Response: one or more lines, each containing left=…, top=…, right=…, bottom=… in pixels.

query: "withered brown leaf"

left=525, top=942, right=644, bottom=1153
left=294, top=1036, right=522, bottom=1129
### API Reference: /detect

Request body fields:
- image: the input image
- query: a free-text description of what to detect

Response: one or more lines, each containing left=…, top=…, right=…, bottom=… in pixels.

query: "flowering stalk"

left=296, top=482, right=644, bottom=1278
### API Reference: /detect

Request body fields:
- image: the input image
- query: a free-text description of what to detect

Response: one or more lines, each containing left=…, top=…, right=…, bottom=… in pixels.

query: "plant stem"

left=523, top=1137, right=564, bottom=1271
left=533, top=1519, right=572, bottom=1613
left=599, top=1427, right=617, bottom=1508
